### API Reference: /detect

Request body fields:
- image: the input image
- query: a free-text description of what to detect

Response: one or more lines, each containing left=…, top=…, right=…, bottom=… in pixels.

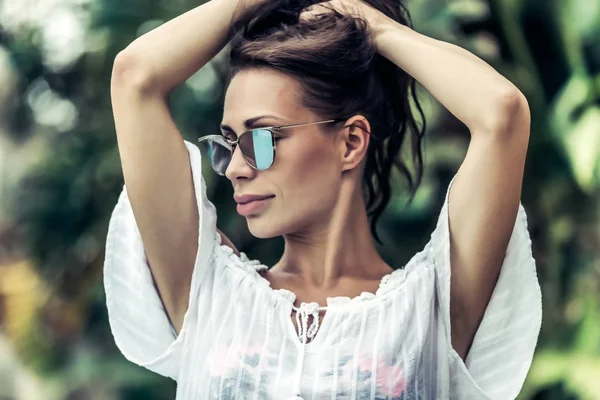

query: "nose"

left=225, top=144, right=255, bottom=181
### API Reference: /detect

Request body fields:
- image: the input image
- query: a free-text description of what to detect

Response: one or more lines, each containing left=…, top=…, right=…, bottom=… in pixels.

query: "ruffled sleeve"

left=428, top=175, right=542, bottom=400
left=103, top=140, right=218, bottom=380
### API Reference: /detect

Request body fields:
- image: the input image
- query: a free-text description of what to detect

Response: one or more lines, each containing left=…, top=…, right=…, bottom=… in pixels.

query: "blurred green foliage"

left=0, top=0, right=599, bottom=398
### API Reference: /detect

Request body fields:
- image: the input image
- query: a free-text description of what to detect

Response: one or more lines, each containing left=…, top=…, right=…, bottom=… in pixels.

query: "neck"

left=273, top=182, right=391, bottom=289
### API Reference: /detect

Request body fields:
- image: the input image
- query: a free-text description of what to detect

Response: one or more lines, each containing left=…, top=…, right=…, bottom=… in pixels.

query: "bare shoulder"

left=217, top=228, right=240, bottom=257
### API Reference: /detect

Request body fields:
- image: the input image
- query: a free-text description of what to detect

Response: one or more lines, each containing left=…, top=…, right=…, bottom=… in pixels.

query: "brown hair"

left=228, top=0, right=425, bottom=244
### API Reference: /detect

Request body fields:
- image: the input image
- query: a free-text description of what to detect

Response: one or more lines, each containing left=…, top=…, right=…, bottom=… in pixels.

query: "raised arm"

left=302, top=0, right=531, bottom=361
left=110, top=0, right=249, bottom=335
left=372, top=7, right=531, bottom=361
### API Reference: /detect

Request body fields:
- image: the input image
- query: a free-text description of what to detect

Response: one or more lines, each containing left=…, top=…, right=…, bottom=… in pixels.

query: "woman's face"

left=222, top=68, right=347, bottom=239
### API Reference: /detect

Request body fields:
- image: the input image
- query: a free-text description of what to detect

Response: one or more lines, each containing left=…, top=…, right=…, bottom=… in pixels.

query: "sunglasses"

left=197, top=118, right=378, bottom=175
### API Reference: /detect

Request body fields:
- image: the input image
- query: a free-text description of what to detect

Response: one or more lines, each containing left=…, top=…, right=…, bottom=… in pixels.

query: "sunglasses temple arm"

left=274, top=119, right=340, bottom=130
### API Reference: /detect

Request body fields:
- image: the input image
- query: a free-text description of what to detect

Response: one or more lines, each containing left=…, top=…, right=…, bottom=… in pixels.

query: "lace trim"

left=214, top=231, right=268, bottom=272
left=213, top=231, right=416, bottom=306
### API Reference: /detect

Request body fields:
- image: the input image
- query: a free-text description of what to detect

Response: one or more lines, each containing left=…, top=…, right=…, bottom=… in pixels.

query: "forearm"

left=375, top=23, right=524, bottom=134
left=113, top=0, right=240, bottom=94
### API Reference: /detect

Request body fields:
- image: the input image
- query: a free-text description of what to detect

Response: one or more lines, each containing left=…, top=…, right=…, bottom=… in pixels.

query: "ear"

left=339, top=115, right=372, bottom=172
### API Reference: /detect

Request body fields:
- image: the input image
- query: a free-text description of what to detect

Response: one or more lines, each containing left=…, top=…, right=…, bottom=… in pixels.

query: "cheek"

left=276, top=139, right=340, bottom=210
left=246, top=140, right=340, bottom=238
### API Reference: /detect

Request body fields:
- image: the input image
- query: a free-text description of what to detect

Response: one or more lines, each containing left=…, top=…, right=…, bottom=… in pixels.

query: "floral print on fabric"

left=206, top=342, right=265, bottom=397
left=207, top=343, right=407, bottom=399
left=324, top=354, right=407, bottom=399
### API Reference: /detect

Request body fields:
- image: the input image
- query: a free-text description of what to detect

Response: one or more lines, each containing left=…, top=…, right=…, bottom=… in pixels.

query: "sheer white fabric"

left=103, top=140, right=542, bottom=399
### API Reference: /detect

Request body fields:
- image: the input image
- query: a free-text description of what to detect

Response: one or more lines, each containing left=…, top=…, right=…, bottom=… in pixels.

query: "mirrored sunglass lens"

left=203, top=138, right=231, bottom=175
left=240, top=129, right=274, bottom=170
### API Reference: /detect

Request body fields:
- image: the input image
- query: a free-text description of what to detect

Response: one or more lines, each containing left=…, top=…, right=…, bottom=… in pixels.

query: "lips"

left=235, top=195, right=275, bottom=216
left=234, top=194, right=275, bottom=205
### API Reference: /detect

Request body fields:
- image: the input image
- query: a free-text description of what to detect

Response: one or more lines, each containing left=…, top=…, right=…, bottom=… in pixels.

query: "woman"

left=104, top=0, right=542, bottom=398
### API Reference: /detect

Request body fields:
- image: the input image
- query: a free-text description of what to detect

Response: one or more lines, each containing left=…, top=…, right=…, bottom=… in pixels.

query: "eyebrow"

left=220, top=115, right=288, bottom=136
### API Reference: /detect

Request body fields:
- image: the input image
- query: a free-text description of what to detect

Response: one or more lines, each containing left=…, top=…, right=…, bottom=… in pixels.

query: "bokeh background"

left=0, top=0, right=599, bottom=398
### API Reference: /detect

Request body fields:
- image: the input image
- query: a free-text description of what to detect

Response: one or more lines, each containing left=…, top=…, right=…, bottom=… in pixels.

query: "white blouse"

left=103, top=140, right=542, bottom=399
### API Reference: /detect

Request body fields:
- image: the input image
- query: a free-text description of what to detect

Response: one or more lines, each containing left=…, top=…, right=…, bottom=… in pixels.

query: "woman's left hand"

left=299, top=0, right=396, bottom=38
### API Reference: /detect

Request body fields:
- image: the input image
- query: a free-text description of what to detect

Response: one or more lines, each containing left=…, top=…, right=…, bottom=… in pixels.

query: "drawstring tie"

left=289, top=302, right=327, bottom=400
left=292, top=302, right=323, bottom=344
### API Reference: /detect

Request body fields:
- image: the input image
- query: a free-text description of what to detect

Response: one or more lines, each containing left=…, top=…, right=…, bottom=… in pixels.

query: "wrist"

left=372, top=17, right=397, bottom=40
left=374, top=22, right=411, bottom=54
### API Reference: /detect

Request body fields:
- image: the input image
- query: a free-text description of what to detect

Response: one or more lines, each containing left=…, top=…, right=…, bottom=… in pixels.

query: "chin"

left=246, top=217, right=281, bottom=239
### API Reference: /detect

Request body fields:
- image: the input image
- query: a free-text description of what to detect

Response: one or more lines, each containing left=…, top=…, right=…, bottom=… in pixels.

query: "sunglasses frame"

left=197, top=118, right=378, bottom=174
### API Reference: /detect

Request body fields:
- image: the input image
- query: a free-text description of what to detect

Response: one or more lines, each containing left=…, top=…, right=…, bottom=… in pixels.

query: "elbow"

left=478, top=87, right=531, bottom=137
left=111, top=51, right=156, bottom=94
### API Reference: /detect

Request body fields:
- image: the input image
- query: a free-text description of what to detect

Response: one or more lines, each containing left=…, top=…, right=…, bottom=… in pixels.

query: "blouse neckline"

left=213, top=232, right=409, bottom=309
